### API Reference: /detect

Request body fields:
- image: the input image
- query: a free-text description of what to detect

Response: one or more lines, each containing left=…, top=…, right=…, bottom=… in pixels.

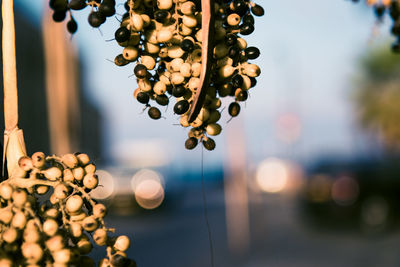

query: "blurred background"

left=2, top=0, right=400, bottom=266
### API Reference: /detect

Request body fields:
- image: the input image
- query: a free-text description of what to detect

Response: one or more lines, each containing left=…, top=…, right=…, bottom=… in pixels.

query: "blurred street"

left=99, top=185, right=400, bottom=267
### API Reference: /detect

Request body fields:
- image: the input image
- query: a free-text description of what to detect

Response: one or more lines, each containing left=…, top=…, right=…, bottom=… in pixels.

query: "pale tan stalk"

left=2, top=0, right=27, bottom=177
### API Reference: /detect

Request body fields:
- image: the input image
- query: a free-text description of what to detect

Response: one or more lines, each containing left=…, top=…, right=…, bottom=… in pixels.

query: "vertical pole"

left=42, top=4, right=80, bottom=155
left=224, top=117, right=250, bottom=255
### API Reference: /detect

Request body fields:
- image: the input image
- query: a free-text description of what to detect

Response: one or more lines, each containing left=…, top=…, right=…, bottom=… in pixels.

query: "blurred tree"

left=355, top=45, right=400, bottom=149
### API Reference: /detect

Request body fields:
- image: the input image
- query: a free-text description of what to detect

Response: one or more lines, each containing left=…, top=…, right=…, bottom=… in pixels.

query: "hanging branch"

left=2, top=0, right=27, bottom=178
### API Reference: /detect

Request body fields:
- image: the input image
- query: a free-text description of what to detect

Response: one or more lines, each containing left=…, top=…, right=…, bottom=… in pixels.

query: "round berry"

left=88, top=11, right=105, bottom=28
left=251, top=4, right=265, bottom=16
left=228, top=102, right=241, bottom=117
left=148, top=107, right=161, bottom=120
left=174, top=100, right=190, bottom=115
left=115, top=27, right=130, bottom=43
left=136, top=92, right=150, bottom=104
left=203, top=138, right=216, bottom=151
left=134, top=64, right=148, bottom=79
left=185, top=137, right=198, bottom=150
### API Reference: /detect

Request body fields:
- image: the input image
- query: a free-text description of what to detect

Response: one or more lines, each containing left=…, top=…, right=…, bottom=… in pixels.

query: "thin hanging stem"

left=2, top=0, right=18, bottom=131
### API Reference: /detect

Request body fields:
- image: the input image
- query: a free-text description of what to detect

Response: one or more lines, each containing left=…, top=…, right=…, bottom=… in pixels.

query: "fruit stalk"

left=187, top=0, right=215, bottom=123
left=2, top=0, right=27, bottom=178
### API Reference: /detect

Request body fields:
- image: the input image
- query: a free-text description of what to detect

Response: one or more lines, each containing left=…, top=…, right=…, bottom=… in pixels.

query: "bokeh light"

left=90, top=170, right=115, bottom=200
left=256, top=158, right=289, bottom=193
left=131, top=169, right=165, bottom=209
left=331, top=176, right=359, bottom=206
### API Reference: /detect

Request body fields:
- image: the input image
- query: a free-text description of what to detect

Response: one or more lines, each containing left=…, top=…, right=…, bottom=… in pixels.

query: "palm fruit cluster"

left=0, top=152, right=135, bottom=267
left=114, top=0, right=264, bottom=151
left=49, top=0, right=116, bottom=34
left=351, top=0, right=400, bottom=52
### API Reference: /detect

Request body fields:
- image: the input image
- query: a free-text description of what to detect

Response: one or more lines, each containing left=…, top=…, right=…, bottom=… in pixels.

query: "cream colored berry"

left=157, top=0, right=173, bottom=9
left=219, top=65, right=235, bottom=78
left=182, top=15, right=197, bottom=28
left=138, top=78, right=152, bottom=92
left=243, top=64, right=261, bottom=77
left=31, top=152, right=46, bottom=169
left=12, top=189, right=27, bottom=208
left=44, top=208, right=60, bottom=219
left=180, top=63, right=192, bottom=78
left=62, top=169, right=74, bottom=182
left=153, top=81, right=167, bottom=95
left=23, top=228, right=40, bottom=243
left=84, top=163, right=96, bottom=174
left=0, top=209, right=13, bottom=224
left=170, top=58, right=184, bottom=72
left=93, top=228, right=108, bottom=246
left=113, top=235, right=131, bottom=252
left=237, top=37, right=247, bottom=49
left=191, top=49, right=202, bottom=62
left=54, top=183, right=69, bottom=200
left=22, top=243, right=43, bottom=263
left=35, top=185, right=49, bottom=195
left=18, top=156, right=33, bottom=171
left=70, top=211, right=86, bottom=222
left=167, top=46, right=185, bottom=58
left=171, top=72, right=185, bottom=85
left=49, top=193, right=59, bottom=205
left=46, top=235, right=64, bottom=252
left=179, top=24, right=193, bottom=36
left=180, top=1, right=196, bottom=15
left=82, top=216, right=98, bottom=232
left=83, top=173, right=99, bottom=189
left=206, top=123, right=222, bottom=136
left=157, top=29, right=173, bottom=43
left=0, top=183, right=13, bottom=200
left=93, top=203, right=107, bottom=218
left=43, top=219, right=58, bottom=236
left=122, top=46, right=139, bottom=61
left=66, top=195, right=83, bottom=214
left=72, top=167, right=85, bottom=181
left=61, top=154, right=78, bottom=168
left=42, top=167, right=63, bottom=181
left=130, top=14, right=144, bottom=31
left=227, top=13, right=241, bottom=26
left=53, top=249, right=71, bottom=264
left=2, top=227, right=18, bottom=243
left=191, top=62, right=201, bottom=77
left=144, top=42, right=160, bottom=54
left=140, top=55, right=156, bottom=70
left=69, top=222, right=83, bottom=238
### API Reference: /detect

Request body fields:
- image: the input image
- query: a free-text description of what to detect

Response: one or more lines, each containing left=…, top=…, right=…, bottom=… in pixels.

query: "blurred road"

left=97, top=186, right=400, bottom=267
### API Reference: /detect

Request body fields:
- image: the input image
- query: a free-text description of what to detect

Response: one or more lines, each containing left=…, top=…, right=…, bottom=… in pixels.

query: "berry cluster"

left=0, top=153, right=135, bottom=267
left=352, top=0, right=400, bottom=52
left=49, top=0, right=116, bottom=34
left=115, top=0, right=264, bottom=150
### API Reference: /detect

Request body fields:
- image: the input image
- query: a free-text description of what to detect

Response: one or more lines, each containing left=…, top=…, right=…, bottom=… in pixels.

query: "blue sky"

left=16, top=0, right=391, bottom=167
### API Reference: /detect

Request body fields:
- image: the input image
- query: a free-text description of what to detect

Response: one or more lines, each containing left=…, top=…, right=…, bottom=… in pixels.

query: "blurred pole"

left=224, top=117, right=250, bottom=255
left=42, top=5, right=80, bottom=155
